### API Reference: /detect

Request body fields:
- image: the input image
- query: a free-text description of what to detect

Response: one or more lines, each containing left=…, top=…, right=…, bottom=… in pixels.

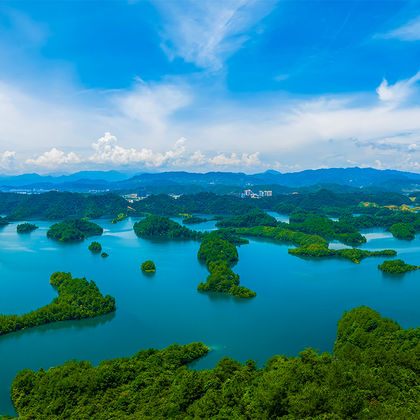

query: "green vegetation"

left=141, top=260, right=156, bottom=273
left=182, top=216, right=208, bottom=225
left=287, top=212, right=367, bottom=246
left=47, top=219, right=103, bottom=242
left=131, top=192, right=256, bottom=216
left=290, top=245, right=397, bottom=263
left=88, top=241, right=102, bottom=252
left=0, top=216, right=9, bottom=227
left=235, top=226, right=396, bottom=263
left=341, top=212, right=420, bottom=240
left=389, top=222, right=416, bottom=240
left=0, top=191, right=129, bottom=220
left=271, top=188, right=410, bottom=216
left=378, top=259, right=419, bottom=274
left=110, top=212, right=128, bottom=223
left=133, top=215, right=201, bottom=240
left=16, top=223, right=38, bottom=233
left=11, top=306, right=420, bottom=419
left=216, top=208, right=277, bottom=228
left=0, top=272, right=115, bottom=336
left=197, top=235, right=255, bottom=298
left=101, top=252, right=109, bottom=258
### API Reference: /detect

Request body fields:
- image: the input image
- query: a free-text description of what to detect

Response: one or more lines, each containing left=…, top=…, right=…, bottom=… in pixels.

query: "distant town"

left=240, top=189, right=272, bottom=199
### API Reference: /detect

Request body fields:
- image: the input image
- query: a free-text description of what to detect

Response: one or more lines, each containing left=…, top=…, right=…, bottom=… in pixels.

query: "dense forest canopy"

left=378, top=259, right=419, bottom=274
left=0, top=272, right=115, bottom=336
left=141, top=260, right=156, bottom=272
left=0, top=192, right=128, bottom=220
left=10, top=306, right=419, bottom=419
left=197, top=234, right=255, bottom=298
left=133, top=215, right=201, bottom=240
left=235, top=226, right=396, bottom=263
left=216, top=208, right=277, bottom=228
left=47, top=219, right=103, bottom=242
left=16, top=223, right=38, bottom=233
left=88, top=241, right=102, bottom=252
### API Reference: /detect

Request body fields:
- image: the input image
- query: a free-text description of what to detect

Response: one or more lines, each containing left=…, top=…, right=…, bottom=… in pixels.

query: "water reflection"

left=0, top=312, right=116, bottom=343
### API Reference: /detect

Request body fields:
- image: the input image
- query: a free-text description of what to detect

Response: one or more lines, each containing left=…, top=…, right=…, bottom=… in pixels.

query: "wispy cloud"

left=379, top=15, right=420, bottom=41
left=115, top=79, right=191, bottom=133
left=153, top=0, right=278, bottom=71
left=376, top=71, right=420, bottom=104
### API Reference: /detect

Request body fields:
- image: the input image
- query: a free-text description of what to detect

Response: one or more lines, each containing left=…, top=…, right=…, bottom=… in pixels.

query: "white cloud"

left=154, top=0, right=278, bottom=70
left=0, top=150, right=16, bottom=169
left=376, top=71, right=420, bottom=104
left=26, top=148, right=80, bottom=168
left=115, top=80, right=191, bottom=132
left=209, top=152, right=261, bottom=166
left=380, top=16, right=420, bottom=41
left=89, top=133, right=188, bottom=167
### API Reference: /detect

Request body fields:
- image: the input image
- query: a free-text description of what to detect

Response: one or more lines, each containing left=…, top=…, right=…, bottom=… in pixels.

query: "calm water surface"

left=0, top=218, right=419, bottom=415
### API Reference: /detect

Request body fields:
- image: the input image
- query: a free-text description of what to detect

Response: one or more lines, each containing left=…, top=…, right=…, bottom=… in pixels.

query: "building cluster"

left=241, top=189, right=273, bottom=199
left=122, top=193, right=148, bottom=203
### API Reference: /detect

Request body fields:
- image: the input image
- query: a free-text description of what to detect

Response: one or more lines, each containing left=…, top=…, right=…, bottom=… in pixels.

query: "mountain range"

left=1, top=167, right=420, bottom=193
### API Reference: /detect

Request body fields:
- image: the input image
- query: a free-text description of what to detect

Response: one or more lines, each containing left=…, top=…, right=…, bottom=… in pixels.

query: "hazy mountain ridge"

left=1, top=167, right=420, bottom=193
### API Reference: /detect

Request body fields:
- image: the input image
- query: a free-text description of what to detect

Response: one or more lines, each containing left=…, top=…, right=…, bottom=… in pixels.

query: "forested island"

left=389, top=222, right=416, bottom=240
left=378, top=259, right=419, bottom=274
left=235, top=226, right=396, bottom=263
left=0, top=272, right=116, bottom=336
left=110, top=213, right=128, bottom=223
left=16, top=223, right=38, bottom=233
left=10, top=306, right=419, bottom=419
left=47, top=219, right=103, bottom=242
left=182, top=216, right=208, bottom=225
left=141, top=260, right=156, bottom=273
left=197, top=233, right=255, bottom=298
left=216, top=208, right=277, bottom=228
left=133, top=215, right=201, bottom=240
left=88, top=241, right=102, bottom=252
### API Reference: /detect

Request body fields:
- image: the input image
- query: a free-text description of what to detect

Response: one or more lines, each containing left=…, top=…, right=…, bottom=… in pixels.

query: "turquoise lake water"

left=0, top=218, right=420, bottom=415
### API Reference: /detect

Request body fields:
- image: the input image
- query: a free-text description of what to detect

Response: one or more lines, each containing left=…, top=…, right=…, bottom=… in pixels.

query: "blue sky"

left=0, top=0, right=420, bottom=174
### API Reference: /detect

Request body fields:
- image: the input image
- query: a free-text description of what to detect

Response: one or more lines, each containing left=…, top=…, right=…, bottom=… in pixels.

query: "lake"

left=0, top=218, right=419, bottom=416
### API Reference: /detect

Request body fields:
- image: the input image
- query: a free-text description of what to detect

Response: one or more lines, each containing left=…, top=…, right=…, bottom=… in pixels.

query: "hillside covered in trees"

left=0, top=272, right=116, bottom=336
left=10, top=306, right=419, bottom=419
left=47, top=219, right=103, bottom=242
left=0, top=192, right=128, bottom=220
left=133, top=215, right=201, bottom=240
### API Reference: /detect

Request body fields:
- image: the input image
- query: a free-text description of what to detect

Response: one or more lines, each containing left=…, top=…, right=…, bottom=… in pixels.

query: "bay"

left=0, top=219, right=419, bottom=416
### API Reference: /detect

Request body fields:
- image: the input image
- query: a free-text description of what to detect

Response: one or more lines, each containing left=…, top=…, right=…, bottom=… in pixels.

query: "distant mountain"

left=0, top=170, right=127, bottom=188
left=0, top=167, right=419, bottom=193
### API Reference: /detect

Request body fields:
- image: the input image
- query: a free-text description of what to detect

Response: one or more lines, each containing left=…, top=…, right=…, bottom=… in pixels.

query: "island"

left=111, top=213, right=128, bottom=223
left=182, top=216, right=208, bottom=225
left=378, top=259, right=419, bottom=274
left=133, top=215, right=201, bottom=240
left=197, top=234, right=255, bottom=298
left=47, top=218, right=103, bottom=242
left=216, top=208, right=277, bottom=228
left=88, top=241, right=102, bottom=252
left=10, top=307, right=419, bottom=419
left=0, top=272, right=116, bottom=336
left=235, top=226, right=396, bottom=263
left=101, top=252, right=109, bottom=258
left=389, top=222, right=416, bottom=240
left=141, top=260, right=156, bottom=273
left=16, top=223, right=38, bottom=234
